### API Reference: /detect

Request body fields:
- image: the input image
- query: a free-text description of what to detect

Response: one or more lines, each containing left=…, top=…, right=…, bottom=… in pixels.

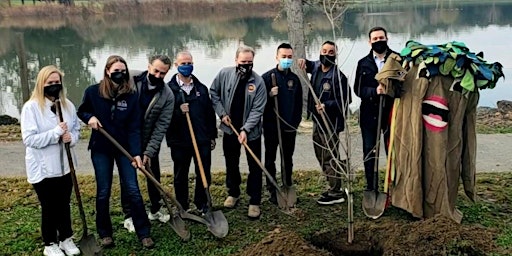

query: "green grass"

left=0, top=171, right=511, bottom=255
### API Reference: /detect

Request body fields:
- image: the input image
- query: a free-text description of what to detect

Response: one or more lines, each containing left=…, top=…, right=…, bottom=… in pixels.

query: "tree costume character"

left=377, top=41, right=504, bottom=223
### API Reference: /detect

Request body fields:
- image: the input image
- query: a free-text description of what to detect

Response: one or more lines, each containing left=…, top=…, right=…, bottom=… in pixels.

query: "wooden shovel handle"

left=54, top=99, right=89, bottom=237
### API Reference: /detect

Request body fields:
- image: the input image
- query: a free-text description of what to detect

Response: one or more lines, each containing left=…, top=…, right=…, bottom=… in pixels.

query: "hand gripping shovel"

left=95, top=127, right=191, bottom=240
left=228, top=123, right=292, bottom=210
left=362, top=95, right=387, bottom=219
left=55, top=99, right=101, bottom=256
left=271, top=73, right=297, bottom=207
left=181, top=92, right=229, bottom=238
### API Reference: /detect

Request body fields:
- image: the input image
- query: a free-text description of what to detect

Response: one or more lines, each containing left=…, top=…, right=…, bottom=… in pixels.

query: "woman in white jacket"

left=20, top=65, right=81, bottom=256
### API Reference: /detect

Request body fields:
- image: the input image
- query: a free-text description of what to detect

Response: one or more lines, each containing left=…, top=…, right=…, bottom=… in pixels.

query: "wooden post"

left=14, top=33, right=31, bottom=104
left=8, top=0, right=11, bottom=7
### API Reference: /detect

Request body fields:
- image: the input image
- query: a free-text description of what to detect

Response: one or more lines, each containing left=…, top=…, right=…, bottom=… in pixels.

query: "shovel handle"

left=228, top=123, right=282, bottom=193
left=180, top=91, right=209, bottom=190
left=373, top=95, right=384, bottom=191
left=55, top=99, right=89, bottom=237
left=271, top=73, right=288, bottom=187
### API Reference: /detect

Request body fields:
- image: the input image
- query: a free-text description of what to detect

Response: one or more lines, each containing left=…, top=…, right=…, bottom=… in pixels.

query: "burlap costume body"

left=377, top=54, right=479, bottom=223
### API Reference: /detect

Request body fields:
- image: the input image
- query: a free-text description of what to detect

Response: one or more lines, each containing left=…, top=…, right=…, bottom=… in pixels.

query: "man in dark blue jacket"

left=354, top=27, right=395, bottom=191
left=121, top=55, right=174, bottom=232
left=262, top=43, right=302, bottom=204
left=166, top=51, right=217, bottom=214
left=298, top=41, right=352, bottom=205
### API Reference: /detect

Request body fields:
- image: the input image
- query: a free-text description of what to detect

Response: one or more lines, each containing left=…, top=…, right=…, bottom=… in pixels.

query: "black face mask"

left=44, top=84, right=63, bottom=99
left=320, top=54, right=336, bottom=67
left=110, top=71, right=126, bottom=85
left=148, top=73, right=164, bottom=87
left=372, top=40, right=388, bottom=54
left=236, top=63, right=253, bottom=79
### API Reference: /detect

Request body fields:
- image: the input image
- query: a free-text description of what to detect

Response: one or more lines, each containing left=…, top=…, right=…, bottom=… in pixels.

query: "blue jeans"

left=91, top=151, right=150, bottom=240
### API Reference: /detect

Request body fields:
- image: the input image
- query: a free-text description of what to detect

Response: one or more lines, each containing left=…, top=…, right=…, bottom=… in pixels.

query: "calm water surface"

left=1, top=1, right=511, bottom=119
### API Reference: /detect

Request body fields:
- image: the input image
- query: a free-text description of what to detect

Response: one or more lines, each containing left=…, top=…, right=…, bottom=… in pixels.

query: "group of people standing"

left=20, top=26, right=394, bottom=254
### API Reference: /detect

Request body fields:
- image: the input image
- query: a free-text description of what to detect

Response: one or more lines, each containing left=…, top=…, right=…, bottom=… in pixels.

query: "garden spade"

left=228, top=123, right=291, bottom=211
left=362, top=95, right=387, bottom=219
left=271, top=73, right=297, bottom=207
left=95, top=127, right=192, bottom=240
left=181, top=91, right=229, bottom=238
left=55, top=99, right=101, bottom=256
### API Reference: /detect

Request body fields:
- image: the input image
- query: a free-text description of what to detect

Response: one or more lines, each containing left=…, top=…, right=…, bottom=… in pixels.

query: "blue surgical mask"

left=177, top=64, right=193, bottom=77
left=279, top=58, right=293, bottom=70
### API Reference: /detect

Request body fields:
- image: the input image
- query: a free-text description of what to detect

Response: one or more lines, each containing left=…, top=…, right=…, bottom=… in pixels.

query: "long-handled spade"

left=181, top=92, right=229, bottom=238
left=362, top=95, right=387, bottom=219
left=271, top=73, right=297, bottom=207
left=227, top=123, right=292, bottom=210
left=54, top=99, right=101, bottom=256
left=97, top=127, right=225, bottom=238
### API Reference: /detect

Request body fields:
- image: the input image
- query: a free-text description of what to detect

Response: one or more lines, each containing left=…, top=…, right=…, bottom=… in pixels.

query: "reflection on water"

left=0, top=1, right=511, bottom=119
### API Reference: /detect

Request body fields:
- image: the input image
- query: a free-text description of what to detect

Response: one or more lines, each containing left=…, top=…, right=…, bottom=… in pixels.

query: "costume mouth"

left=422, top=95, right=449, bottom=132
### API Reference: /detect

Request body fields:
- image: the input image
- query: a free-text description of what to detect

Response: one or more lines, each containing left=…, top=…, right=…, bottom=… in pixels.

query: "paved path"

left=2, top=133, right=511, bottom=177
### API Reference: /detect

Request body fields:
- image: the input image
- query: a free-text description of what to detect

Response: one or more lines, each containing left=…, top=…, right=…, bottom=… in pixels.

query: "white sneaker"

left=43, top=243, right=65, bottom=256
left=123, top=217, right=136, bottom=233
left=59, top=237, right=80, bottom=256
left=148, top=209, right=170, bottom=223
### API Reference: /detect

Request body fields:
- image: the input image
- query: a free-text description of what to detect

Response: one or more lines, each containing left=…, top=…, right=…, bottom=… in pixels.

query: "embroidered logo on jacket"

left=117, top=100, right=128, bottom=111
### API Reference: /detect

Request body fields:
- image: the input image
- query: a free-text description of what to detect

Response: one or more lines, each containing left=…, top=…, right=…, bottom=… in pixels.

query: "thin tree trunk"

left=285, top=0, right=308, bottom=116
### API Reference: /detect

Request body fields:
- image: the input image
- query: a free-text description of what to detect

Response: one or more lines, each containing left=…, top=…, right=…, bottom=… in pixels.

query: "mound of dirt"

left=309, top=216, right=500, bottom=256
left=233, top=230, right=332, bottom=256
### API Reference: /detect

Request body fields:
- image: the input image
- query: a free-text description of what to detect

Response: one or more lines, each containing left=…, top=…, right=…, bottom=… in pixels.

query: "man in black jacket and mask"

left=298, top=41, right=352, bottom=205
left=354, top=27, right=395, bottom=192
left=166, top=51, right=217, bottom=214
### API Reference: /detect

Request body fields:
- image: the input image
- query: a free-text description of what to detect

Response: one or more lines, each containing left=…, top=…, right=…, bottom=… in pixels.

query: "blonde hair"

left=99, top=55, right=133, bottom=99
left=235, top=45, right=255, bottom=59
left=30, top=65, right=67, bottom=112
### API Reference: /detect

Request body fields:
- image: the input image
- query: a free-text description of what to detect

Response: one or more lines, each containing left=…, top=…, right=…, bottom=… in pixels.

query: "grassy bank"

left=0, top=171, right=511, bottom=255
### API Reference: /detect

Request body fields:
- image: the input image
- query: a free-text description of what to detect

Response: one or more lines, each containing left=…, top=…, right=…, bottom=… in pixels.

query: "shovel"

left=55, top=99, right=101, bottom=256
left=271, top=73, right=297, bottom=207
left=227, top=123, right=291, bottom=210
left=181, top=92, right=229, bottom=238
left=362, top=95, right=387, bottom=219
left=97, top=127, right=224, bottom=238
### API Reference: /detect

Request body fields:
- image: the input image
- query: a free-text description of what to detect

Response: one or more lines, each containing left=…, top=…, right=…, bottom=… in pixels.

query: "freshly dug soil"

left=310, top=216, right=500, bottom=256
left=233, top=230, right=333, bottom=256
left=236, top=216, right=502, bottom=256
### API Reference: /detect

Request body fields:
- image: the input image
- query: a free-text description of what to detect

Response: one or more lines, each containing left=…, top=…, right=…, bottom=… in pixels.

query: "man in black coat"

left=166, top=51, right=217, bottom=213
left=122, top=55, right=174, bottom=233
left=354, top=27, right=395, bottom=191
left=261, top=43, right=303, bottom=204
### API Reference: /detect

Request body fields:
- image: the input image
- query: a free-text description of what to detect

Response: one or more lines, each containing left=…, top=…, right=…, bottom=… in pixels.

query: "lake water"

left=1, top=1, right=511, bottom=119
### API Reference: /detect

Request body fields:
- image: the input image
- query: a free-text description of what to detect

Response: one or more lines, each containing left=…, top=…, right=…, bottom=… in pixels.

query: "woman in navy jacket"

left=77, top=55, right=153, bottom=249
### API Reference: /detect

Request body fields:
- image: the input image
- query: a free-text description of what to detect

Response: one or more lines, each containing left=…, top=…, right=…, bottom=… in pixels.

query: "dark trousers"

left=264, top=128, right=296, bottom=192
left=91, top=151, right=150, bottom=240
left=312, top=125, right=343, bottom=192
left=121, top=150, right=162, bottom=216
left=223, top=133, right=262, bottom=205
left=33, top=173, right=73, bottom=246
left=170, top=144, right=211, bottom=210
left=360, top=123, right=390, bottom=190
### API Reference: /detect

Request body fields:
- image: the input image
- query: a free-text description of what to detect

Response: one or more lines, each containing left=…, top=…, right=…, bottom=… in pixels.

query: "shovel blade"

left=362, top=190, right=387, bottom=219
left=204, top=210, right=229, bottom=238
left=79, top=235, right=102, bottom=256
left=281, top=186, right=297, bottom=208
left=169, top=214, right=191, bottom=241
